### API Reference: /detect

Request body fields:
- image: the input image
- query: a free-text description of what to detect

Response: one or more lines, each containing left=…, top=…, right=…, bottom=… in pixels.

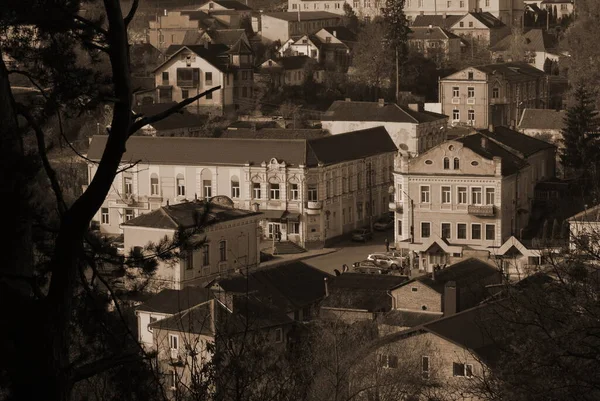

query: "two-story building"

left=540, top=0, right=574, bottom=19
left=490, top=28, right=560, bottom=71
left=87, top=127, right=397, bottom=249
left=408, top=26, right=462, bottom=66
left=449, top=11, right=511, bottom=46
left=256, top=56, right=325, bottom=87
left=260, top=12, right=342, bottom=43
left=439, top=62, right=548, bottom=129
left=392, top=125, right=556, bottom=271
left=321, top=99, right=448, bottom=155
left=154, top=42, right=254, bottom=115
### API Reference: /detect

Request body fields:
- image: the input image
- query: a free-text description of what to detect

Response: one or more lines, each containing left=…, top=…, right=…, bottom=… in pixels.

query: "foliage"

left=343, top=4, right=360, bottom=34
left=350, top=20, right=394, bottom=89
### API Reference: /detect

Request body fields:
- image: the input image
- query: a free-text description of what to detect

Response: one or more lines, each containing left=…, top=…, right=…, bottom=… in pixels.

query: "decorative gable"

left=406, top=141, right=497, bottom=176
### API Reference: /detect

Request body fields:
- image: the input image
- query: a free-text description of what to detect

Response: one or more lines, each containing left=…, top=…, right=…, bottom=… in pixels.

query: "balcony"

left=490, top=96, right=509, bottom=105
left=306, top=201, right=322, bottom=215
left=467, top=205, right=495, bottom=217
left=389, top=201, right=403, bottom=213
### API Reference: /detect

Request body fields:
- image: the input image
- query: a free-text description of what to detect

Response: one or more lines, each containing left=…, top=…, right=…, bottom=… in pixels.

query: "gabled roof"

left=408, top=26, right=460, bottom=40
left=206, top=29, right=248, bottom=47
left=329, top=273, right=409, bottom=291
left=568, top=204, right=600, bottom=223
left=182, top=30, right=205, bottom=45
left=221, top=128, right=329, bottom=140
left=133, top=102, right=208, bottom=131
left=226, top=37, right=253, bottom=54
left=136, top=287, right=214, bottom=314
left=477, top=125, right=556, bottom=157
left=518, top=108, right=566, bottom=131
left=458, top=12, right=506, bottom=29
left=412, top=14, right=462, bottom=29
left=320, top=26, right=357, bottom=42
left=379, top=310, right=442, bottom=328
left=205, top=0, right=252, bottom=11
left=122, top=199, right=261, bottom=229
left=262, top=11, right=341, bottom=22
left=472, top=62, right=546, bottom=81
left=158, top=44, right=231, bottom=72
left=490, top=29, right=558, bottom=53
left=149, top=301, right=215, bottom=335
left=456, top=132, right=526, bottom=176
left=277, top=55, right=319, bottom=70
left=495, top=236, right=541, bottom=257
left=321, top=100, right=448, bottom=124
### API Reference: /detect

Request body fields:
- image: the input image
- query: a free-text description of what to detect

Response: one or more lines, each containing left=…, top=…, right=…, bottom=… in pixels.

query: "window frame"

left=471, top=223, right=482, bottom=240
left=275, top=327, right=283, bottom=343
left=452, top=109, right=460, bottom=121
left=124, top=209, right=134, bottom=221
left=485, top=187, right=495, bottom=205
left=252, top=182, right=261, bottom=199
left=485, top=224, right=495, bottom=241
left=307, top=184, right=318, bottom=201
left=101, top=208, right=109, bottom=224
left=467, top=86, right=475, bottom=98
left=169, top=334, right=179, bottom=350
left=441, top=222, right=451, bottom=239
left=457, top=186, right=467, bottom=204
left=421, top=222, right=431, bottom=238
left=202, top=243, right=210, bottom=266
left=185, top=249, right=194, bottom=270
left=420, top=185, right=431, bottom=204
left=443, top=157, right=450, bottom=170
left=471, top=187, right=483, bottom=205
left=150, top=174, right=159, bottom=196
left=176, top=175, right=185, bottom=196
left=457, top=223, right=467, bottom=239
left=269, top=183, right=281, bottom=200
left=289, top=183, right=299, bottom=200
left=441, top=186, right=451, bottom=204
left=422, top=356, right=430, bottom=379
left=453, top=157, right=460, bottom=170
left=231, top=177, right=240, bottom=198
left=203, top=179, right=212, bottom=199
left=219, top=240, right=227, bottom=262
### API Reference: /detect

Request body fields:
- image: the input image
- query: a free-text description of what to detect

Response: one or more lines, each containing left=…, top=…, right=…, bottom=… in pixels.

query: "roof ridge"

left=160, top=206, right=181, bottom=228
left=393, top=103, right=419, bottom=123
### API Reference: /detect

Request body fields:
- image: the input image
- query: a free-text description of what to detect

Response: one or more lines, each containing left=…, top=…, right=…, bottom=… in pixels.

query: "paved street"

left=303, top=228, right=395, bottom=275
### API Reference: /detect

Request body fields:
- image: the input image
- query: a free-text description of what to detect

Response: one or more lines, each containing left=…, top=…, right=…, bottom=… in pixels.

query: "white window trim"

left=485, top=223, right=496, bottom=241
left=470, top=186, right=483, bottom=205
left=441, top=222, right=452, bottom=239
left=420, top=185, right=431, bottom=204
left=471, top=223, right=482, bottom=240
left=484, top=186, right=495, bottom=205
left=169, top=334, right=179, bottom=350
left=275, top=327, right=283, bottom=343
left=457, top=222, right=468, bottom=240
left=441, top=186, right=452, bottom=204
left=457, top=186, right=468, bottom=204
left=421, top=221, right=432, bottom=239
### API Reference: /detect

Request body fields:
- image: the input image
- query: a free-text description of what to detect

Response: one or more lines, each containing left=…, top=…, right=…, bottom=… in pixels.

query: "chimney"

left=488, top=124, right=494, bottom=133
left=443, top=12, right=447, bottom=19
left=408, top=103, right=422, bottom=112
left=333, top=30, right=337, bottom=37
left=324, top=277, right=329, bottom=297
left=444, top=281, right=458, bottom=316
left=166, top=199, right=169, bottom=206
left=481, top=137, right=488, bottom=149
left=378, top=98, right=385, bottom=107
left=252, top=202, right=260, bottom=212
left=345, top=97, right=351, bottom=102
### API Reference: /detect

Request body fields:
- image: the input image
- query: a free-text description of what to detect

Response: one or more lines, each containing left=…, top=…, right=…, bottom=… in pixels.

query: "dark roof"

left=136, top=287, right=214, bottom=314
left=262, top=11, right=341, bottom=21
left=209, top=0, right=252, bottom=10
left=221, top=128, right=329, bottom=139
left=463, top=12, right=506, bottom=28
left=471, top=62, right=547, bottom=82
left=275, top=55, right=319, bottom=70
left=226, top=37, right=253, bottom=54
left=162, top=44, right=231, bottom=71
left=568, top=204, right=600, bottom=222
left=412, top=14, right=462, bottom=29
left=478, top=125, right=556, bottom=157
left=182, top=30, right=204, bottom=45
left=456, top=132, right=528, bottom=176
left=414, top=258, right=501, bottom=294
left=322, top=289, right=393, bottom=312
left=122, top=199, right=261, bottom=229
left=150, top=301, right=215, bottom=335
left=180, top=10, right=228, bottom=29
left=320, top=26, right=357, bottom=42
left=329, top=273, right=408, bottom=291
left=87, top=126, right=396, bottom=167
left=379, top=310, right=442, bottom=328
left=491, top=29, right=558, bottom=52
left=518, top=108, right=566, bottom=131
left=133, top=102, right=208, bottom=131
left=131, top=76, right=155, bottom=93
left=322, top=100, right=448, bottom=123
left=540, top=0, right=573, bottom=3
left=207, top=29, right=247, bottom=46
left=409, top=26, right=460, bottom=40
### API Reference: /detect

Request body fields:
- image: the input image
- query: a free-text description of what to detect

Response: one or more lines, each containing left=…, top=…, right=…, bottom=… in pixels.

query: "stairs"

left=273, top=241, right=307, bottom=255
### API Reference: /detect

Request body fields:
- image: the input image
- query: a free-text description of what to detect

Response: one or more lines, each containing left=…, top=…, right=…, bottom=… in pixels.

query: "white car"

left=367, top=252, right=406, bottom=269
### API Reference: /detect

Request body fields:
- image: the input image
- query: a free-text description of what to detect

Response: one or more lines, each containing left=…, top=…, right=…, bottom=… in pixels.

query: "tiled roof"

left=207, top=29, right=246, bottom=46
left=87, top=126, right=396, bottom=167
left=456, top=132, right=526, bottom=176
left=463, top=11, right=506, bottom=28
left=149, top=301, right=215, bottom=335
left=277, top=55, right=320, bottom=70
left=211, top=0, right=253, bottom=10
left=122, top=199, right=261, bottom=229
left=320, top=26, right=357, bottom=42
left=412, top=14, right=462, bottom=29
left=328, top=273, right=408, bottom=291
left=490, top=29, right=558, bottom=52
left=414, top=258, right=501, bottom=294
left=182, top=30, right=204, bottom=45
left=162, top=44, right=231, bottom=71
left=379, top=310, right=442, bottom=328
left=321, top=100, right=448, bottom=124
left=262, top=11, right=341, bottom=21
left=133, top=102, right=208, bottom=131
left=409, top=26, right=460, bottom=40
left=477, top=125, right=556, bottom=157
left=472, top=62, right=547, bottom=81
left=518, top=108, right=566, bottom=131
left=136, top=287, right=214, bottom=314
left=221, top=128, right=329, bottom=139
left=568, top=204, right=600, bottom=222
left=226, top=37, right=253, bottom=54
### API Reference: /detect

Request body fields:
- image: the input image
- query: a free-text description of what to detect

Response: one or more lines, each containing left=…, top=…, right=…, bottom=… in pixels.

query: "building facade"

left=260, top=12, right=342, bottom=43
left=392, top=126, right=555, bottom=272
left=408, top=26, right=462, bottom=66
left=87, top=128, right=397, bottom=249
left=404, top=0, right=525, bottom=27
left=439, top=62, right=548, bottom=129
left=257, top=56, right=325, bottom=87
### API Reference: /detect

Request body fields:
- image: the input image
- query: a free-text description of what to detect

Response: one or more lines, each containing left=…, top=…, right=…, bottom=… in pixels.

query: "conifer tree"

left=343, top=4, right=360, bottom=33
left=381, top=0, right=410, bottom=102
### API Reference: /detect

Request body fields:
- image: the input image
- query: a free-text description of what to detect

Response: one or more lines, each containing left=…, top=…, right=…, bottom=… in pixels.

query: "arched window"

left=443, top=157, right=450, bottom=170
left=454, top=157, right=460, bottom=170
left=150, top=173, right=159, bottom=196
left=176, top=174, right=185, bottom=196
left=230, top=175, right=240, bottom=198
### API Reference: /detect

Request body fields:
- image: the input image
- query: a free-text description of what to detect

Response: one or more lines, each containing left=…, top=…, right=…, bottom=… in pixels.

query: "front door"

left=268, top=223, right=281, bottom=239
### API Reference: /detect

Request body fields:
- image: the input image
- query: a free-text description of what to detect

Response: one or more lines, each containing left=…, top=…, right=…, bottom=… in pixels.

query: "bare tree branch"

left=72, top=352, right=144, bottom=383
left=123, top=0, right=139, bottom=28
left=116, top=159, right=142, bottom=174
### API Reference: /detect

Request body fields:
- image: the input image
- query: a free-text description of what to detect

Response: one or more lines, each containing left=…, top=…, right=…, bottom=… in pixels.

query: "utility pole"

left=395, top=47, right=399, bottom=104
left=367, top=160, right=374, bottom=231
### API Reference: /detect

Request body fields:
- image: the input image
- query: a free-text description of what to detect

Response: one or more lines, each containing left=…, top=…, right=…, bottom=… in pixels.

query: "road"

left=303, top=228, right=395, bottom=275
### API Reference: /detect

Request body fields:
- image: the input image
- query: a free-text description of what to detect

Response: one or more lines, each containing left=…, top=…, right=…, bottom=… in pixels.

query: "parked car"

left=352, top=260, right=387, bottom=274
left=351, top=228, right=373, bottom=242
left=373, top=217, right=394, bottom=231
left=367, top=253, right=403, bottom=269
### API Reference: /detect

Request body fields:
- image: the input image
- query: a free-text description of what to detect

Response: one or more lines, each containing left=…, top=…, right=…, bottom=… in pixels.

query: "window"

left=204, top=71, right=212, bottom=85
left=150, top=174, right=159, bottom=195
left=472, top=223, right=482, bottom=240
left=148, top=316, right=157, bottom=332
left=443, top=157, right=450, bottom=170
left=288, top=222, right=299, bottom=234
left=457, top=223, right=467, bottom=239
left=203, top=179, right=212, bottom=199
left=485, top=0, right=489, bottom=6
left=420, top=186, right=430, bottom=203
left=422, top=356, right=430, bottom=379
left=270, top=183, right=280, bottom=200
left=471, top=187, right=482, bottom=205
left=418, top=0, right=423, bottom=7
left=460, top=0, right=464, bottom=7
left=397, top=220, right=402, bottom=235
left=453, top=109, right=460, bottom=120
left=176, top=67, right=199, bottom=87
left=457, top=187, right=467, bottom=204
left=231, top=177, right=240, bottom=198
left=468, top=109, right=475, bottom=121
left=357, top=203, right=363, bottom=220
left=452, top=86, right=459, bottom=97
left=275, top=328, right=283, bottom=343
left=357, top=171, right=362, bottom=189
left=447, top=0, right=451, bottom=7
left=485, top=188, right=495, bottom=205
left=209, top=2, right=214, bottom=8
left=202, top=244, right=210, bottom=266
left=380, top=354, right=399, bottom=369
left=453, top=157, right=460, bottom=170
left=168, top=370, right=176, bottom=390
left=485, top=224, right=495, bottom=241
left=342, top=176, right=348, bottom=193
left=468, top=71, right=474, bottom=80
left=421, top=222, right=431, bottom=238
left=289, top=183, right=299, bottom=200
left=453, top=362, right=473, bottom=377
left=125, top=209, right=134, bottom=221
left=206, top=90, right=213, bottom=100
left=441, top=186, right=451, bottom=204
left=185, top=249, right=194, bottom=270
left=292, top=3, right=297, bottom=8
left=459, top=21, right=464, bottom=27
left=101, top=208, right=109, bottom=224
left=253, top=183, right=261, bottom=199
left=181, top=89, right=189, bottom=99
left=123, top=176, right=133, bottom=195
left=411, top=287, right=418, bottom=292
left=492, top=87, right=499, bottom=98
left=442, top=223, right=451, bottom=239
left=176, top=175, right=185, bottom=196
left=161, top=71, right=169, bottom=85
left=468, top=21, right=473, bottom=27
left=169, top=334, right=179, bottom=351
left=219, top=240, right=227, bottom=262
left=467, top=86, right=474, bottom=98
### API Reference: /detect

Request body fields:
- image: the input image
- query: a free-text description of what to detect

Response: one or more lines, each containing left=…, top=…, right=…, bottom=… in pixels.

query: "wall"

left=440, top=73, right=489, bottom=129
left=148, top=12, right=199, bottom=50
left=260, top=15, right=291, bottom=42
left=137, top=310, right=171, bottom=349
left=392, top=281, right=443, bottom=313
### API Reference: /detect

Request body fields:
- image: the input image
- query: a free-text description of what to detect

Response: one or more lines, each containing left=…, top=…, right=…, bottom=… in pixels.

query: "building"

left=403, top=0, right=525, bottom=28
left=412, top=14, right=463, bottom=29
left=260, top=12, right=342, bottom=43
left=321, top=99, right=448, bottom=155
left=449, top=11, right=510, bottom=46
left=257, top=56, right=325, bottom=87
left=408, top=26, right=462, bottom=66
left=490, top=28, right=560, bottom=71
left=154, top=42, right=254, bottom=115
left=133, top=103, right=209, bottom=136
left=567, top=204, right=600, bottom=253
left=121, top=198, right=262, bottom=290
left=517, top=108, right=565, bottom=144
left=392, top=126, right=556, bottom=271
left=148, top=11, right=227, bottom=51
left=220, top=127, right=329, bottom=139
left=87, top=127, right=397, bottom=248
left=287, top=0, right=382, bottom=19
left=439, top=62, right=549, bottom=129
left=492, top=235, right=555, bottom=280
left=182, top=29, right=250, bottom=48
left=540, top=0, right=575, bottom=19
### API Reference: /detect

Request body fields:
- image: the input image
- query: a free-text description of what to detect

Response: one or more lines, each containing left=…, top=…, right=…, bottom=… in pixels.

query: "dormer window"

left=326, top=36, right=331, bottom=43
left=302, top=39, right=308, bottom=44
left=209, top=2, right=214, bottom=9
left=468, top=71, right=474, bottom=80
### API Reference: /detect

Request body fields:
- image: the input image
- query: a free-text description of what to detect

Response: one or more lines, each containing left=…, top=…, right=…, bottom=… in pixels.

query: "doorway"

left=268, top=223, right=281, bottom=239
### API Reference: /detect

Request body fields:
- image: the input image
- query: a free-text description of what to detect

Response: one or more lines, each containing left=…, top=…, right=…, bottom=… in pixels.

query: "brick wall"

left=392, top=281, right=442, bottom=313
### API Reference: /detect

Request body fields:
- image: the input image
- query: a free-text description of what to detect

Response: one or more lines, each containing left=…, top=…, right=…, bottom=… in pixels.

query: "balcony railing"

left=467, top=205, right=495, bottom=217
left=306, top=201, right=322, bottom=210
left=490, top=96, right=509, bottom=105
